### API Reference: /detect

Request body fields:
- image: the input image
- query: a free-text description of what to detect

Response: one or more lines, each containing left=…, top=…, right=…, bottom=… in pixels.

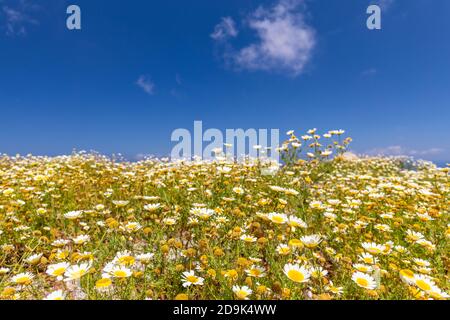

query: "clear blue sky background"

left=0, top=0, right=449, bottom=162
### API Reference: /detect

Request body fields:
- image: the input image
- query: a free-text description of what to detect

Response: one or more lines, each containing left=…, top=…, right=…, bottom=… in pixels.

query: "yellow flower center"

left=356, top=278, right=369, bottom=287
left=15, top=277, right=31, bottom=284
left=272, top=216, right=285, bottom=224
left=400, top=269, right=414, bottom=279
left=415, top=280, right=431, bottom=291
left=287, top=270, right=305, bottom=283
left=114, top=270, right=128, bottom=278
left=53, top=268, right=66, bottom=276
left=289, top=239, right=302, bottom=247
left=186, top=275, right=199, bottom=283
left=358, top=267, right=369, bottom=272
left=250, top=269, right=261, bottom=276
left=118, top=256, right=135, bottom=265
left=72, top=269, right=86, bottom=279
left=96, top=278, right=112, bottom=288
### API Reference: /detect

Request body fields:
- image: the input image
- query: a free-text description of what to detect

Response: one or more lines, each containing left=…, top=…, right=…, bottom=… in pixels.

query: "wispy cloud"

left=366, top=145, right=444, bottom=158
left=362, top=68, right=377, bottom=76
left=211, top=0, right=316, bottom=77
left=371, top=0, right=395, bottom=11
left=1, top=0, right=39, bottom=36
left=210, top=17, right=238, bottom=41
left=136, top=75, right=155, bottom=95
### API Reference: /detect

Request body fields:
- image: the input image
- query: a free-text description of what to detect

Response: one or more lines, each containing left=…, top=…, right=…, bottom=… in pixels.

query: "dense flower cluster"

left=0, top=130, right=448, bottom=300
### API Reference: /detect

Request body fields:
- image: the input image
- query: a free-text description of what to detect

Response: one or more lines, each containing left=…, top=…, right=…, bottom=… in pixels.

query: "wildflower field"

left=0, top=130, right=448, bottom=300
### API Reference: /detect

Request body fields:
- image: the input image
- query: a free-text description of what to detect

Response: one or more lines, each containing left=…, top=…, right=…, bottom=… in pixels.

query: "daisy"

left=109, top=266, right=132, bottom=278
left=95, top=204, right=105, bottom=211
left=25, top=253, right=43, bottom=265
left=326, top=282, right=343, bottom=296
left=414, top=266, right=432, bottom=274
left=64, top=262, right=91, bottom=281
left=399, top=269, right=416, bottom=285
left=142, top=196, right=160, bottom=201
left=113, top=251, right=135, bottom=266
left=136, top=253, right=154, bottom=264
left=267, top=212, right=288, bottom=224
left=359, top=252, right=378, bottom=265
left=406, top=230, right=425, bottom=242
left=64, top=210, right=83, bottom=220
left=73, top=234, right=90, bottom=245
left=416, top=239, right=436, bottom=251
left=191, top=208, right=215, bottom=220
left=232, top=187, right=245, bottom=195
left=310, top=266, right=328, bottom=278
left=52, top=239, right=70, bottom=247
left=428, top=287, right=450, bottom=299
left=276, top=244, right=291, bottom=255
left=181, top=271, right=204, bottom=287
left=240, top=234, right=257, bottom=243
left=394, top=245, right=408, bottom=253
left=232, top=285, right=252, bottom=300
left=112, top=200, right=129, bottom=207
left=216, top=216, right=229, bottom=224
left=416, top=212, right=434, bottom=222
left=361, top=242, right=386, bottom=255
left=11, top=272, right=34, bottom=285
left=43, top=290, right=66, bottom=300
left=309, top=201, right=324, bottom=210
left=300, top=235, right=322, bottom=248
left=413, top=274, right=436, bottom=292
left=288, top=216, right=307, bottom=229
left=413, top=258, right=431, bottom=267
left=163, top=217, right=177, bottom=226
left=269, top=185, right=285, bottom=193
left=46, top=262, right=71, bottom=280
left=284, top=188, right=299, bottom=196
left=353, top=264, right=373, bottom=273
left=217, top=166, right=232, bottom=174
left=124, top=222, right=142, bottom=232
left=245, top=266, right=266, bottom=278
left=352, top=272, right=377, bottom=290
left=324, top=211, right=337, bottom=220
left=283, top=263, right=310, bottom=283
left=143, top=203, right=161, bottom=211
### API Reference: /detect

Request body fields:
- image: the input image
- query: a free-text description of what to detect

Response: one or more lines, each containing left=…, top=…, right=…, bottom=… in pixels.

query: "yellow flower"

left=283, top=264, right=310, bottom=283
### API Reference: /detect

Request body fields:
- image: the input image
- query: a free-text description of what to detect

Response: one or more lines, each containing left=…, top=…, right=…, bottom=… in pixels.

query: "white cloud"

left=367, top=146, right=444, bottom=157
left=210, top=17, right=238, bottom=40
left=1, top=1, right=39, bottom=36
left=212, top=0, right=315, bottom=76
left=136, top=75, right=155, bottom=95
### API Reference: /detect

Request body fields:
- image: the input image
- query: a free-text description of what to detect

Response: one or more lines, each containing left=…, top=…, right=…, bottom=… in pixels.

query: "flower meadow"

left=0, top=130, right=448, bottom=300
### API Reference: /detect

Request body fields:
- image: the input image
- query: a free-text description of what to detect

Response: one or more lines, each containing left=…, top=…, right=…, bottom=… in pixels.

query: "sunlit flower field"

left=0, top=130, right=448, bottom=300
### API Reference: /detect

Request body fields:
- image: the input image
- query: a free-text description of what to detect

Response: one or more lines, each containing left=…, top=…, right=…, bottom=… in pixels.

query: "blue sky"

left=0, top=0, right=449, bottom=162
